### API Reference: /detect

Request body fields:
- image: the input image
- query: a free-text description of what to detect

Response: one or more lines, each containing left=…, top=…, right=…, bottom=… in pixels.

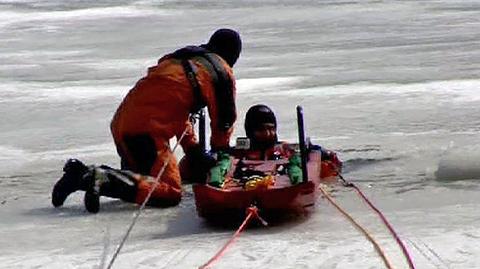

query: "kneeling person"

left=52, top=28, right=242, bottom=213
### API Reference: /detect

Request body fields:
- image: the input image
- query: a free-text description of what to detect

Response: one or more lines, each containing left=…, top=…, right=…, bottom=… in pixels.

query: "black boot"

left=83, top=167, right=103, bottom=214
left=83, top=166, right=138, bottom=213
left=84, top=188, right=100, bottom=214
left=52, top=159, right=89, bottom=207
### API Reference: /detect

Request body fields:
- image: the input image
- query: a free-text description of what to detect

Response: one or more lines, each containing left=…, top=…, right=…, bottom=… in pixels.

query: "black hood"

left=244, top=104, right=278, bottom=150
left=203, top=28, right=242, bottom=67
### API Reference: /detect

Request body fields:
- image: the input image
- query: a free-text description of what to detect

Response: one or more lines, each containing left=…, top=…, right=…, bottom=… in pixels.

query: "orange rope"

left=349, top=182, right=416, bottom=269
left=338, top=173, right=415, bottom=269
left=199, top=206, right=267, bottom=269
left=318, top=185, right=395, bottom=269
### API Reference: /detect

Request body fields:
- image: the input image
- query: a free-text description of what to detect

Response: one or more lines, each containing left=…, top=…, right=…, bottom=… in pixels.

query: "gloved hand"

left=186, top=145, right=216, bottom=167
left=287, top=154, right=303, bottom=185
left=185, top=145, right=217, bottom=183
left=208, top=151, right=232, bottom=188
left=210, top=146, right=235, bottom=155
left=308, top=143, right=343, bottom=172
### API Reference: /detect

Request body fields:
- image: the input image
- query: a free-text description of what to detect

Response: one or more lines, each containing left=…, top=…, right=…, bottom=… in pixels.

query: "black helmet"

left=244, top=104, right=277, bottom=147
left=205, top=28, right=242, bottom=67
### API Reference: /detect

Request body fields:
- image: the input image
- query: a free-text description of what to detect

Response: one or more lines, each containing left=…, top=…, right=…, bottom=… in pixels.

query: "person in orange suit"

left=52, top=29, right=242, bottom=213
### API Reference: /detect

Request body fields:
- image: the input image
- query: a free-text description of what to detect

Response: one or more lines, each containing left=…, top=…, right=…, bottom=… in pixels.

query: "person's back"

left=111, top=49, right=235, bottom=145
left=111, top=30, right=241, bottom=177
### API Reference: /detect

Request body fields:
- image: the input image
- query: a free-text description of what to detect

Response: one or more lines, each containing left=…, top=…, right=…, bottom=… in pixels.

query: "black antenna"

left=296, top=106, right=308, bottom=183
left=199, top=108, right=206, bottom=152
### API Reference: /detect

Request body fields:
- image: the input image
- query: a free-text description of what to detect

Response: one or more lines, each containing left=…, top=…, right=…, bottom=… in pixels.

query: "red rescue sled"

left=193, top=150, right=339, bottom=221
left=192, top=106, right=339, bottom=222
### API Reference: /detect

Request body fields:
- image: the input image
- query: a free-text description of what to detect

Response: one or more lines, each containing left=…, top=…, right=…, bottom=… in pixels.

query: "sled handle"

left=199, top=108, right=206, bottom=152
left=296, top=106, right=308, bottom=183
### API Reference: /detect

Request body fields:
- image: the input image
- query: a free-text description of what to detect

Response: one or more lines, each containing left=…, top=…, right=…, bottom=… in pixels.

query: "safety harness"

left=169, top=46, right=236, bottom=131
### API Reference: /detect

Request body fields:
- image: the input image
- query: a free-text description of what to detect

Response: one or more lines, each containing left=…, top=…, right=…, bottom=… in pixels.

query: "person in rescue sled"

left=237, top=104, right=341, bottom=164
left=204, top=104, right=342, bottom=187
left=234, top=104, right=342, bottom=178
left=51, top=28, right=241, bottom=213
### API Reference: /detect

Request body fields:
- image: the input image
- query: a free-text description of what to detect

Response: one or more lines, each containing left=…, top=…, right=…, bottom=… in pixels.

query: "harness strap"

left=169, top=45, right=235, bottom=130
left=198, top=54, right=236, bottom=130
left=180, top=59, right=205, bottom=114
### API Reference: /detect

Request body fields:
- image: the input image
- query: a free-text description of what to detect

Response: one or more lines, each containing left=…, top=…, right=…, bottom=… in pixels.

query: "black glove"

left=185, top=145, right=216, bottom=183
left=210, top=146, right=235, bottom=155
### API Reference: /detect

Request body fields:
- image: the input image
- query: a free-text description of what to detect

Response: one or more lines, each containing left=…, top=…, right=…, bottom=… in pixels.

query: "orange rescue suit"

left=110, top=49, right=236, bottom=205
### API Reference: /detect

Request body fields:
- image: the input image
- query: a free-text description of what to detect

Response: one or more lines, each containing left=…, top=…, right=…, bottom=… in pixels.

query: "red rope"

left=346, top=180, right=416, bottom=269
left=319, top=185, right=395, bottom=269
left=199, top=206, right=267, bottom=269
